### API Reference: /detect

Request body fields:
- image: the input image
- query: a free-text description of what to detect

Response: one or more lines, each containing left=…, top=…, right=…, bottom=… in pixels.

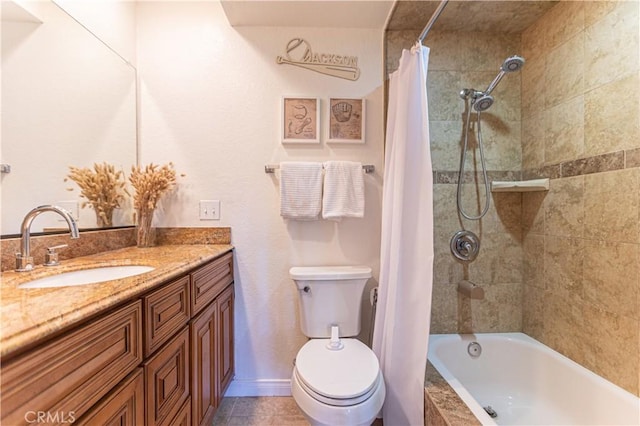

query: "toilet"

left=289, top=266, right=385, bottom=426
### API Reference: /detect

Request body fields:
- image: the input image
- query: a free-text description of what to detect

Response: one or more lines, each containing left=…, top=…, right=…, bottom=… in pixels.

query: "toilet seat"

left=294, top=368, right=382, bottom=407
left=295, top=338, right=381, bottom=407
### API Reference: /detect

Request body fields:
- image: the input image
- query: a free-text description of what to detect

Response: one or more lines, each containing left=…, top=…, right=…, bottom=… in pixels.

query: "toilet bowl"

left=292, top=338, right=385, bottom=426
left=289, top=266, right=385, bottom=426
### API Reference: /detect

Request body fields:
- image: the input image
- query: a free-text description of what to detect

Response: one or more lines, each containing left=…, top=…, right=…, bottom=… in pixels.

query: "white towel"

left=279, top=162, right=323, bottom=220
left=322, top=161, right=365, bottom=220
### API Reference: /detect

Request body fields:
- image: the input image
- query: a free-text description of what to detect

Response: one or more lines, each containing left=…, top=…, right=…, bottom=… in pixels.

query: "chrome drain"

left=467, top=341, right=482, bottom=358
left=484, top=405, right=498, bottom=418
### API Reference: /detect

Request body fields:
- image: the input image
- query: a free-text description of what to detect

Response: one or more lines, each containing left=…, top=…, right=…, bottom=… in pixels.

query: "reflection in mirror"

left=1, top=0, right=137, bottom=236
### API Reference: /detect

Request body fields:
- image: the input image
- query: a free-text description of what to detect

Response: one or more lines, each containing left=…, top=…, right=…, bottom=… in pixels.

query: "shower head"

left=484, top=55, right=526, bottom=96
left=472, top=94, right=494, bottom=112
left=501, top=55, right=525, bottom=72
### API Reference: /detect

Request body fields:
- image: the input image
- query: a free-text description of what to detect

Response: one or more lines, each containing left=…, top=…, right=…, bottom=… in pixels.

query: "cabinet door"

left=144, top=327, right=190, bottom=426
left=1, top=301, right=142, bottom=426
left=190, top=298, right=218, bottom=426
left=168, top=398, right=191, bottom=426
left=217, top=284, right=235, bottom=400
left=76, top=368, right=144, bottom=426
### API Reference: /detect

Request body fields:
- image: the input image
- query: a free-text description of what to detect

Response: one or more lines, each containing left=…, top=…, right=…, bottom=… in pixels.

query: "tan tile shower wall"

left=521, top=1, right=640, bottom=396
left=386, top=30, right=524, bottom=334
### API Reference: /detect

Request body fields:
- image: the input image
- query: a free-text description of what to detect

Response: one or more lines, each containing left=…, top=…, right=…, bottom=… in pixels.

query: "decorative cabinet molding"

left=191, top=252, right=233, bottom=315
left=77, top=369, right=145, bottom=426
left=143, top=275, right=191, bottom=357
left=145, top=328, right=190, bottom=426
left=191, top=299, right=219, bottom=425
left=218, top=285, right=235, bottom=396
left=191, top=276, right=235, bottom=426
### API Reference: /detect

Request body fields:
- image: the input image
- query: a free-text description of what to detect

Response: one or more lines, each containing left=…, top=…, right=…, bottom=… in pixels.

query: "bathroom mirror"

left=1, top=0, right=137, bottom=236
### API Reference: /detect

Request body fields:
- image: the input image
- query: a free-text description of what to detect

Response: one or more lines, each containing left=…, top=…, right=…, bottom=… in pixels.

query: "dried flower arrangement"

left=66, top=162, right=127, bottom=227
left=129, top=162, right=178, bottom=247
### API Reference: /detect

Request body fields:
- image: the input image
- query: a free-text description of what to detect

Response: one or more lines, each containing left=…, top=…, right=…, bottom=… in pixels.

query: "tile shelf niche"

left=490, top=178, right=550, bottom=193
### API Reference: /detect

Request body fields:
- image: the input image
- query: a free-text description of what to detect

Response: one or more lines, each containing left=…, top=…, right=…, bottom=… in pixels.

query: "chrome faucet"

left=15, top=205, right=80, bottom=272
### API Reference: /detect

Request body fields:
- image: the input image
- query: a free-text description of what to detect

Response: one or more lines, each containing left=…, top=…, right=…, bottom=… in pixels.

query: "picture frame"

left=327, top=98, right=365, bottom=144
left=282, top=96, right=320, bottom=143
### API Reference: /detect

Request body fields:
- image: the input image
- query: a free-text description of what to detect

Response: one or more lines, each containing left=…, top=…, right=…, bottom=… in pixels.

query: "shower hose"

left=456, top=105, right=491, bottom=220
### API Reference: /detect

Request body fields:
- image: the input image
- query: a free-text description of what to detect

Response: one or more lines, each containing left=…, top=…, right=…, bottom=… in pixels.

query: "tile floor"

left=212, top=397, right=310, bottom=425
left=212, top=397, right=384, bottom=425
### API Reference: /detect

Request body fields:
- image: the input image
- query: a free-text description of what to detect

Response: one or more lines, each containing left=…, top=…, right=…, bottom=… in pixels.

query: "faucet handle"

left=15, top=253, right=34, bottom=272
left=44, top=244, right=68, bottom=267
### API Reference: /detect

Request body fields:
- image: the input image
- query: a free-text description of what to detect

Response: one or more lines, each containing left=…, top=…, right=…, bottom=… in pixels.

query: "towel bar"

left=265, top=164, right=374, bottom=174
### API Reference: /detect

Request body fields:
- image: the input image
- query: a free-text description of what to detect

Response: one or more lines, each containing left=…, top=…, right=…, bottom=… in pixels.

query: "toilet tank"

left=290, top=266, right=372, bottom=338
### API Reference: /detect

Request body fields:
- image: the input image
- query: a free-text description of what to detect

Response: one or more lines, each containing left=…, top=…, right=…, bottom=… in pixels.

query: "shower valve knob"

left=450, top=230, right=480, bottom=262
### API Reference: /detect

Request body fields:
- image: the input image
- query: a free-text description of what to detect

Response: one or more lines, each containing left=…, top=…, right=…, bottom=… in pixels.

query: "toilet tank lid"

left=289, top=266, right=372, bottom=280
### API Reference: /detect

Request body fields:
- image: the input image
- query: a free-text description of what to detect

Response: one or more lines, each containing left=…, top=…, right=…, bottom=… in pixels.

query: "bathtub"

left=427, top=333, right=640, bottom=425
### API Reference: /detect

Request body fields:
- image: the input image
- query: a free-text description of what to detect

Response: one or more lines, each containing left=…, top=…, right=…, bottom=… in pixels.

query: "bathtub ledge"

left=425, top=361, right=481, bottom=426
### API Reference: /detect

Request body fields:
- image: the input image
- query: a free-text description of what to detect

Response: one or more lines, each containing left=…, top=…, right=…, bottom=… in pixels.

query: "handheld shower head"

left=502, top=55, right=525, bottom=72
left=472, top=94, right=494, bottom=112
left=485, top=55, right=526, bottom=96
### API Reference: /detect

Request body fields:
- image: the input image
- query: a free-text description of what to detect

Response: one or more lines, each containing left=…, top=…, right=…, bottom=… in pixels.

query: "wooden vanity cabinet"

left=0, top=251, right=234, bottom=426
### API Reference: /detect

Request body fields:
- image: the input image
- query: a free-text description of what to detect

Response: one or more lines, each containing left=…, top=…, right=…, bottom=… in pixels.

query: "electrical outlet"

left=199, top=200, right=220, bottom=220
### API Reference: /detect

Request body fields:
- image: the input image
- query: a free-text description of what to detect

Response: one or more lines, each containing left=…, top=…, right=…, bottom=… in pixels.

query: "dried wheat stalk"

left=129, top=162, right=177, bottom=213
left=66, top=162, right=127, bottom=227
left=129, top=162, right=178, bottom=247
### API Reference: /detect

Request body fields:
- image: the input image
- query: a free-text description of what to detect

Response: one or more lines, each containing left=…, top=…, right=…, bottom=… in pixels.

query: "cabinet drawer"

left=144, top=276, right=190, bottom=357
left=1, top=301, right=142, bottom=426
left=145, top=327, right=190, bottom=426
left=190, top=252, right=233, bottom=315
left=76, top=368, right=144, bottom=426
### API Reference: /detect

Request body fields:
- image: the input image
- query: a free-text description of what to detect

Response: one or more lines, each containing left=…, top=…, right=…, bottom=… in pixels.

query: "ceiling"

left=221, top=0, right=559, bottom=34
left=387, top=0, right=559, bottom=34
left=220, top=0, right=395, bottom=28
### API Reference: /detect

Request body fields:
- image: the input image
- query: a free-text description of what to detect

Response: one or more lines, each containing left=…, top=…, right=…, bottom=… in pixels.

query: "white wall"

left=53, top=0, right=137, bottom=66
left=136, top=1, right=385, bottom=395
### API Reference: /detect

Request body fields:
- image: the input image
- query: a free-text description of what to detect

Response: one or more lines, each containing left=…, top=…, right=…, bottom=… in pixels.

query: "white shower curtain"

left=372, top=44, right=434, bottom=426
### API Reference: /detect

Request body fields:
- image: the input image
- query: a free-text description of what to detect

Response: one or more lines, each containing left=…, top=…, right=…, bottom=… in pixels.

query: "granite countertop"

left=0, top=244, right=233, bottom=358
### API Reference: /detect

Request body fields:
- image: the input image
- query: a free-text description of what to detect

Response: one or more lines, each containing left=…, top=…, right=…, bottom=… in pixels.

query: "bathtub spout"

left=458, top=280, right=484, bottom=299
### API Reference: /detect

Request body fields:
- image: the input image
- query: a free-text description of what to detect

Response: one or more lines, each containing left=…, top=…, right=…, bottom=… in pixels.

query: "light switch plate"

left=199, top=200, right=220, bottom=220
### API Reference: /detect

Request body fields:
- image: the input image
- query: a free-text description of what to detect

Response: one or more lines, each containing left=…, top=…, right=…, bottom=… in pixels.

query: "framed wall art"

left=327, top=98, right=365, bottom=143
left=282, top=96, right=320, bottom=143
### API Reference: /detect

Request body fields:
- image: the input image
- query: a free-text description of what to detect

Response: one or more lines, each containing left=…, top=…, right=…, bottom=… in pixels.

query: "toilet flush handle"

left=326, top=325, right=344, bottom=351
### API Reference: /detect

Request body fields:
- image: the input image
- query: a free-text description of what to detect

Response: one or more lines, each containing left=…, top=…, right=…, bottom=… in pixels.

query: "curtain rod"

left=418, top=0, right=449, bottom=43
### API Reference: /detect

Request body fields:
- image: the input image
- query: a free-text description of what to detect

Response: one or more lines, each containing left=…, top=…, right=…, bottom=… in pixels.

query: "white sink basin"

left=18, top=265, right=155, bottom=289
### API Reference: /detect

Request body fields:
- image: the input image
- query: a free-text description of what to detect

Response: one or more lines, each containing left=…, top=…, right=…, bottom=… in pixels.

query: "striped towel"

left=322, top=161, right=365, bottom=220
left=279, top=162, right=323, bottom=220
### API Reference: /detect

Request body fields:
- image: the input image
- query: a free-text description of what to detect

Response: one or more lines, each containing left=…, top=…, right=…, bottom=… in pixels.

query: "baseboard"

left=224, top=379, right=292, bottom=397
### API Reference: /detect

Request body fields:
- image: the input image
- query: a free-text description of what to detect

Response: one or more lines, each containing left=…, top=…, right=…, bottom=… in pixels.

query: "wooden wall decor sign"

left=276, top=38, right=360, bottom=81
